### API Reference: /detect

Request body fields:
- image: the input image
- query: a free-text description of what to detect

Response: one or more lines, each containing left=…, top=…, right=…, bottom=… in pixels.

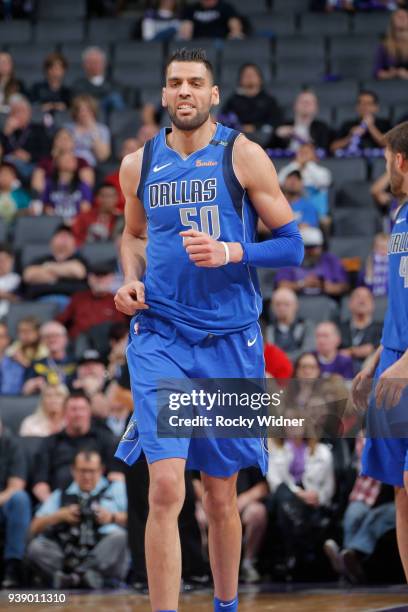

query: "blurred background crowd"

left=0, top=0, right=405, bottom=594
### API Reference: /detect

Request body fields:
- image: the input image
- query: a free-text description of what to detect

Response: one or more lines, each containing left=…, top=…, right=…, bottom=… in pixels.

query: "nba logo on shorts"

left=134, top=321, right=140, bottom=335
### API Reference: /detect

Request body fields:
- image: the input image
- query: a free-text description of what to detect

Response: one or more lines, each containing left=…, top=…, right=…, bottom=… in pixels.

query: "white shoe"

left=241, top=558, right=260, bottom=583
left=323, top=539, right=344, bottom=575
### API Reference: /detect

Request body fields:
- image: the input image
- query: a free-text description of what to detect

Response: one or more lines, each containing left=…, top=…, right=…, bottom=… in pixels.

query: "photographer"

left=26, top=450, right=128, bottom=589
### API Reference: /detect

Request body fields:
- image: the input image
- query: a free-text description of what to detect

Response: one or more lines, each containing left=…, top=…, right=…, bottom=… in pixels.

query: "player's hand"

left=351, top=367, right=374, bottom=411
left=375, top=358, right=408, bottom=409
left=114, top=280, right=149, bottom=315
left=180, top=229, right=229, bottom=268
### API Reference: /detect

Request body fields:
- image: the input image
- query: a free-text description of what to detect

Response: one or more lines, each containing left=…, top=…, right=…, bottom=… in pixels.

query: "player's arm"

left=114, top=149, right=149, bottom=316
left=351, top=345, right=383, bottom=409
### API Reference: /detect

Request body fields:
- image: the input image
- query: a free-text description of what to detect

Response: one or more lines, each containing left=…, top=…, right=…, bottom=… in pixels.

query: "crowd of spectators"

left=0, top=0, right=403, bottom=592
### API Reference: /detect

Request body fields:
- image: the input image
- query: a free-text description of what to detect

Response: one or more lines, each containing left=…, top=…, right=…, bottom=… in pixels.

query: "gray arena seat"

left=313, top=80, right=359, bottom=107
left=13, top=216, right=64, bottom=249
left=6, top=302, right=59, bottom=338
left=273, top=0, right=308, bottom=13
left=392, top=103, right=408, bottom=124
left=80, top=242, right=117, bottom=266
left=362, top=80, right=408, bottom=106
left=222, top=39, right=272, bottom=68
left=109, top=109, right=141, bottom=141
left=34, top=21, right=85, bottom=44
left=38, top=0, right=86, bottom=19
left=371, top=158, right=386, bottom=182
left=9, top=44, right=56, bottom=70
left=352, top=13, right=388, bottom=35
left=20, top=244, right=51, bottom=269
left=0, top=21, right=32, bottom=46
left=251, top=13, right=296, bottom=37
left=331, top=57, right=374, bottom=81
left=228, top=0, right=268, bottom=15
left=333, top=181, right=375, bottom=209
left=88, top=18, right=137, bottom=43
left=114, top=41, right=163, bottom=65
left=329, top=236, right=372, bottom=263
left=323, top=158, right=367, bottom=184
left=332, top=208, right=381, bottom=237
left=298, top=295, right=339, bottom=324
left=329, top=35, right=379, bottom=61
left=274, top=59, right=325, bottom=83
left=300, top=13, right=350, bottom=35
left=0, top=396, right=38, bottom=434
left=113, top=64, right=163, bottom=89
left=275, top=37, right=325, bottom=61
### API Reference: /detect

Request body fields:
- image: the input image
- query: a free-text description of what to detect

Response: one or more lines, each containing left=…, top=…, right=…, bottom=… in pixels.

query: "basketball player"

left=352, top=121, right=408, bottom=581
left=114, top=49, right=304, bottom=612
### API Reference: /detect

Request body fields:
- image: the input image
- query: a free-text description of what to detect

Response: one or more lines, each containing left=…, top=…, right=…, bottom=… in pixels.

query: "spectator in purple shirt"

left=374, top=9, right=408, bottom=80
left=358, top=233, right=389, bottom=297
left=275, top=227, right=349, bottom=298
left=42, top=152, right=92, bottom=224
left=314, top=321, right=354, bottom=379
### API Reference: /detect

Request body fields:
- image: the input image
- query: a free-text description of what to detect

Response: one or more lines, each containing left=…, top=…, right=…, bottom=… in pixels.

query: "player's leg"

left=395, top=482, right=408, bottom=581
left=201, top=472, right=241, bottom=607
left=146, top=457, right=186, bottom=611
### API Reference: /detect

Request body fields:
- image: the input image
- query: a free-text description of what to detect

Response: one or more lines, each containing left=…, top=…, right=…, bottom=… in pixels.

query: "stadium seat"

left=392, top=103, right=408, bottom=124
left=113, top=64, right=163, bottom=90
left=329, top=236, right=372, bottom=262
left=20, top=244, right=51, bottom=269
left=332, top=207, right=381, bottom=236
left=0, top=21, right=32, bottom=46
left=0, top=396, right=39, bottom=435
left=313, top=80, right=359, bottom=107
left=333, top=181, right=375, bottom=209
left=274, top=59, right=325, bottom=83
left=80, top=242, right=117, bottom=266
left=329, top=35, right=379, bottom=61
left=13, top=65, right=43, bottom=87
left=269, top=82, right=298, bottom=107
left=38, top=0, right=86, bottom=19
left=114, top=41, right=164, bottom=66
left=330, top=57, right=374, bottom=81
left=250, top=13, right=296, bottom=37
left=298, top=295, right=339, bottom=324
left=87, top=18, right=138, bottom=43
left=109, top=109, right=141, bottom=141
left=222, top=39, right=272, bottom=68
left=300, top=14, right=350, bottom=35
left=8, top=44, right=56, bottom=70
left=352, top=13, right=388, bottom=35
left=34, top=21, right=85, bottom=44
left=228, top=0, right=269, bottom=15
left=0, top=220, right=7, bottom=244
left=323, top=158, right=367, bottom=184
left=6, top=302, right=59, bottom=338
left=13, top=216, right=64, bottom=249
left=273, top=0, right=308, bottom=13
left=370, top=158, right=386, bottom=182
left=275, top=37, right=325, bottom=61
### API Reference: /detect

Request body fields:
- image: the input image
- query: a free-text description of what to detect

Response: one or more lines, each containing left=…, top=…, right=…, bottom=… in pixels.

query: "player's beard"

left=167, top=105, right=210, bottom=131
left=389, top=162, right=406, bottom=200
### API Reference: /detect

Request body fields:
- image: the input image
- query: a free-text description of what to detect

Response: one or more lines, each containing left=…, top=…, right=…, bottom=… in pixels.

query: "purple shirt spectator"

left=43, top=179, right=92, bottom=223
left=374, top=42, right=408, bottom=78
left=314, top=352, right=354, bottom=379
left=275, top=252, right=348, bottom=295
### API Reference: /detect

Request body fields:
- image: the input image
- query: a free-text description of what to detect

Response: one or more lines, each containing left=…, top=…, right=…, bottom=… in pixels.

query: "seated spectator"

left=42, top=152, right=92, bottom=224
left=0, top=418, right=31, bottom=588
left=57, top=261, right=126, bottom=343
left=358, top=232, right=389, bottom=296
left=32, top=128, right=94, bottom=202
left=330, top=91, right=390, bottom=155
left=7, top=316, right=48, bottom=369
left=0, top=162, right=31, bottom=222
left=65, top=95, right=111, bottom=167
left=374, top=9, right=408, bottom=79
left=141, top=0, right=181, bottom=41
left=0, top=52, right=25, bottom=111
left=71, top=350, right=111, bottom=417
left=19, top=383, right=68, bottom=437
left=179, top=0, right=245, bottom=39
left=273, top=90, right=331, bottom=154
left=23, top=321, right=77, bottom=395
left=30, top=52, right=71, bottom=115
left=0, top=95, right=51, bottom=180
left=32, top=391, right=123, bottom=503
left=281, top=171, right=319, bottom=228
left=220, top=63, right=282, bottom=141
left=72, top=47, right=125, bottom=118
left=283, top=352, right=321, bottom=411
left=278, top=144, right=332, bottom=222
left=275, top=227, right=349, bottom=298
left=91, top=380, right=132, bottom=438
left=22, top=224, right=88, bottom=306
left=105, top=138, right=139, bottom=212
left=340, top=287, right=382, bottom=372
left=265, top=287, right=315, bottom=362
left=72, top=184, right=120, bottom=245
left=27, top=450, right=128, bottom=589
left=0, top=321, right=25, bottom=394
left=324, top=435, right=395, bottom=584
left=107, top=322, right=129, bottom=380
left=267, top=422, right=335, bottom=574
left=314, top=321, right=354, bottom=378
left=0, top=243, right=20, bottom=318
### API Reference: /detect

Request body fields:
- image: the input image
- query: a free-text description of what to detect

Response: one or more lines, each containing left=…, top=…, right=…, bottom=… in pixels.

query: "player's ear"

left=211, top=85, right=220, bottom=107
left=396, top=152, right=405, bottom=171
left=162, top=86, right=168, bottom=108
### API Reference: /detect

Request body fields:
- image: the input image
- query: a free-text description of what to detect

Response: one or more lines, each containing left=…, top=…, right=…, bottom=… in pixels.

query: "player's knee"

left=203, top=488, right=237, bottom=523
left=149, top=470, right=185, bottom=513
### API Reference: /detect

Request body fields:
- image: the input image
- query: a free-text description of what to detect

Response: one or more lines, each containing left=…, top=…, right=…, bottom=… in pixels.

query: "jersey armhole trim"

left=136, top=139, right=154, bottom=202
left=223, top=130, right=245, bottom=220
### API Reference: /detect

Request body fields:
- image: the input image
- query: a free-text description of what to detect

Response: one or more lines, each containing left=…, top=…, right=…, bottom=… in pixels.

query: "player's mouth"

left=177, top=104, right=195, bottom=114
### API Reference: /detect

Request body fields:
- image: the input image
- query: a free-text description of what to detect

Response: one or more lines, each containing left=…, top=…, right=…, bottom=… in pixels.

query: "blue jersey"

left=137, top=122, right=262, bottom=336
left=381, top=201, right=408, bottom=351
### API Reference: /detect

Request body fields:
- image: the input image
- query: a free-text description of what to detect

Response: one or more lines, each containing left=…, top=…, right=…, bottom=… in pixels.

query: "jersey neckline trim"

left=161, top=121, right=221, bottom=162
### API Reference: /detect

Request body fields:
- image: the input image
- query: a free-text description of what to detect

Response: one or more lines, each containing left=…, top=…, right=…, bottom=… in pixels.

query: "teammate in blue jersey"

left=114, top=49, right=304, bottom=612
left=352, top=121, right=408, bottom=582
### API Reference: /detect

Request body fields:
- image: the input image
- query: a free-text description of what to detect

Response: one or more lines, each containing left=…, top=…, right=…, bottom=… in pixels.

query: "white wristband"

left=221, top=241, right=230, bottom=265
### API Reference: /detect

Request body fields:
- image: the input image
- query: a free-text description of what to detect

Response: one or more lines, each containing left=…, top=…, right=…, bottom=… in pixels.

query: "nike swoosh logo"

left=220, top=603, right=236, bottom=608
left=153, top=162, right=172, bottom=173
left=247, top=335, right=258, bottom=347
left=395, top=218, right=405, bottom=224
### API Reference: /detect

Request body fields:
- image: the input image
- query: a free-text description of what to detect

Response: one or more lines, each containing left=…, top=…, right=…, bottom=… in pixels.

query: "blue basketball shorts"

left=362, top=346, right=408, bottom=487
left=115, top=313, right=269, bottom=477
